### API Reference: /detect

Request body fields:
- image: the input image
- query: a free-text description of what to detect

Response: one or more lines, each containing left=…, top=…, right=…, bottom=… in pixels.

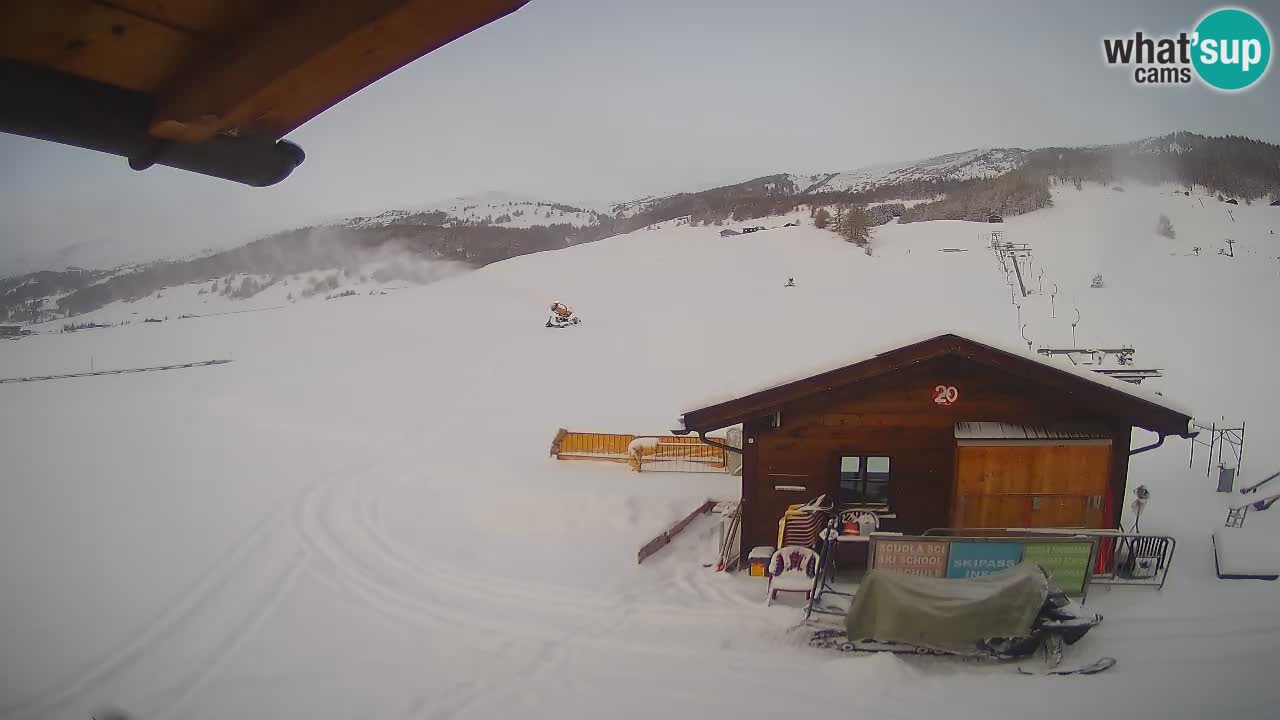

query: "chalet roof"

left=954, top=421, right=1112, bottom=441
left=677, top=333, right=1193, bottom=438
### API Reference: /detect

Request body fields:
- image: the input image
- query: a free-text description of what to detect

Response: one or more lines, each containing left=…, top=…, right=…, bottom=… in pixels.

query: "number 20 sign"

left=933, top=385, right=959, bottom=406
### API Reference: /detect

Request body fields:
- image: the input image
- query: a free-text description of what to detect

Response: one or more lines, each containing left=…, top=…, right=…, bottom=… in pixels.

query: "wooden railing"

left=550, top=429, right=729, bottom=473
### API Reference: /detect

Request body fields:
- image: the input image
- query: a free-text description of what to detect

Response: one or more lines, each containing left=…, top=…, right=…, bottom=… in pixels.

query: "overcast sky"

left=2, top=0, right=1277, bottom=274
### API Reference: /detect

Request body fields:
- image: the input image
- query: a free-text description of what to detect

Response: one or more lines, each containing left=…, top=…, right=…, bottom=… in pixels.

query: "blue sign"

left=946, top=541, right=1024, bottom=578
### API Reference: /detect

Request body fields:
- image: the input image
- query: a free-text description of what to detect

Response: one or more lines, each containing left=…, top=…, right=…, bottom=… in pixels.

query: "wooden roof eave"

left=147, top=0, right=531, bottom=143
left=679, top=335, right=1192, bottom=438
left=0, top=0, right=530, bottom=186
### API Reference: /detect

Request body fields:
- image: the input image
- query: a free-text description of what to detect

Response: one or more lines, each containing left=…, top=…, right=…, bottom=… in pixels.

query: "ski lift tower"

left=991, top=232, right=1033, bottom=297
left=1189, top=418, right=1246, bottom=490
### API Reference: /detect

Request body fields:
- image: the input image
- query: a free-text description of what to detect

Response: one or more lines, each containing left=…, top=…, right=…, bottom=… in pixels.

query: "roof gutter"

left=1, top=59, right=304, bottom=187
left=1130, top=428, right=1198, bottom=456
left=673, top=414, right=743, bottom=455
left=693, top=431, right=742, bottom=456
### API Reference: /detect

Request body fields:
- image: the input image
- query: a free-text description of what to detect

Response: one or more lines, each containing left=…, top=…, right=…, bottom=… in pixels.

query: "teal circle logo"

left=1192, top=8, right=1271, bottom=90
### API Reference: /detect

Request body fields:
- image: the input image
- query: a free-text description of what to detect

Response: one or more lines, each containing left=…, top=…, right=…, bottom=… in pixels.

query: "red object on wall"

left=933, top=384, right=959, bottom=406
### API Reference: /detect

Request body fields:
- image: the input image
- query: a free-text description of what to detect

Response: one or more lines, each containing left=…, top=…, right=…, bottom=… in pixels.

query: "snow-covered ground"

left=2, top=184, right=1279, bottom=719
left=18, top=263, right=467, bottom=347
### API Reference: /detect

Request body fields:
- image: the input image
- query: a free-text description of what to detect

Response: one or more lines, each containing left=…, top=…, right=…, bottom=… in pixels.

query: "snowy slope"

left=2, top=184, right=1279, bottom=720
left=794, top=148, right=1029, bottom=194
left=345, top=192, right=604, bottom=230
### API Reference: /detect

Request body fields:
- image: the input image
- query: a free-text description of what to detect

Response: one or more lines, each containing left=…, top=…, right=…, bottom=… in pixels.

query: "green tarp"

left=845, top=562, right=1050, bottom=654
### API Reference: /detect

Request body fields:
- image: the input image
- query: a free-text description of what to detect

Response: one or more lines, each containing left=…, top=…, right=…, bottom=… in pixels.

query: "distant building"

left=741, top=226, right=766, bottom=234
left=987, top=214, right=1004, bottom=223
left=719, top=229, right=740, bottom=237
left=1226, top=198, right=1239, bottom=205
left=0, top=325, right=22, bottom=337
left=1271, top=199, right=1280, bottom=207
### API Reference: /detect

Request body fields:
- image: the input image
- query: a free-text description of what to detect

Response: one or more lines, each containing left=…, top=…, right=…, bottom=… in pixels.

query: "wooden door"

left=953, top=443, right=1112, bottom=529
left=1028, top=495, right=1087, bottom=528
left=955, top=493, right=1028, bottom=528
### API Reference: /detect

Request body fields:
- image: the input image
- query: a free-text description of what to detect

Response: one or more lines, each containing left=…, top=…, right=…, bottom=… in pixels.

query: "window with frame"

left=838, top=454, right=892, bottom=506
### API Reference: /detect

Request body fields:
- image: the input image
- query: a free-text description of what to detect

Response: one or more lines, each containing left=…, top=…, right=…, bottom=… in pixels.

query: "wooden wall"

left=740, top=355, right=1132, bottom=553
left=953, top=444, right=1111, bottom=528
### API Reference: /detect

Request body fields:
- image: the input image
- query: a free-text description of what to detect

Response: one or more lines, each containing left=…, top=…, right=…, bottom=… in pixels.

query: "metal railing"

left=1088, top=533, right=1176, bottom=590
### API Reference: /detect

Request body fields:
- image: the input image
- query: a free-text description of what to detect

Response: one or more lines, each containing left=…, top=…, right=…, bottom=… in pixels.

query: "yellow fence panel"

left=550, top=429, right=730, bottom=473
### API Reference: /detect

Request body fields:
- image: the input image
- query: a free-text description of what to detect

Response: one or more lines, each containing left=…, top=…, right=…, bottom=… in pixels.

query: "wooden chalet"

left=675, top=334, right=1194, bottom=556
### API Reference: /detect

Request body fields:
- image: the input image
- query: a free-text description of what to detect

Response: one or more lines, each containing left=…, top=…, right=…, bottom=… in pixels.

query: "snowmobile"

left=806, top=562, right=1104, bottom=668
left=545, top=301, right=581, bottom=328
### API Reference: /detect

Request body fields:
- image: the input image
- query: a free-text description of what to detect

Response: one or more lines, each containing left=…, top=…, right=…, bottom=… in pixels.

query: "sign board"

left=946, top=541, right=1024, bottom=578
left=1217, top=466, right=1236, bottom=493
left=1022, top=541, right=1094, bottom=594
left=932, top=384, right=959, bottom=406
left=872, top=539, right=949, bottom=577
left=869, top=534, right=1098, bottom=597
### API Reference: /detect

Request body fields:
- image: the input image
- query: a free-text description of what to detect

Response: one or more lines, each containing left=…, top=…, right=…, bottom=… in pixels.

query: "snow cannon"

left=546, top=301, right=581, bottom=328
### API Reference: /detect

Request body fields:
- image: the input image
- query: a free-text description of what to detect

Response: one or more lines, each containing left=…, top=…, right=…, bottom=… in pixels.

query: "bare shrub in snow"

left=1156, top=214, right=1176, bottom=239
left=813, top=208, right=831, bottom=229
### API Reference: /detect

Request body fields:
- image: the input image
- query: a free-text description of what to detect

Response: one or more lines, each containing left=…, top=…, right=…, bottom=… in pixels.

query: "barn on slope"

left=674, top=334, right=1194, bottom=555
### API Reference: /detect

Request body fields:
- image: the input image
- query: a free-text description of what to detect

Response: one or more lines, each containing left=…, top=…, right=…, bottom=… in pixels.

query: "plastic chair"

left=766, top=546, right=820, bottom=606
left=775, top=495, right=831, bottom=549
left=838, top=509, right=879, bottom=536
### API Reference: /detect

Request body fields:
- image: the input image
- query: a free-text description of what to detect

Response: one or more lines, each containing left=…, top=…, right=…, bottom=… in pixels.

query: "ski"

left=1017, top=656, right=1116, bottom=676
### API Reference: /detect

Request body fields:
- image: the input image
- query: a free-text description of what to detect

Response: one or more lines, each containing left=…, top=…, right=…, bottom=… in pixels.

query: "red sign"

left=932, top=384, right=959, bottom=406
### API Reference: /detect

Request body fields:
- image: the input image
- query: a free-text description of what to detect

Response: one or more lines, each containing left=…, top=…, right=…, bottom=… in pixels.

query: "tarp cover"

left=845, top=563, right=1050, bottom=654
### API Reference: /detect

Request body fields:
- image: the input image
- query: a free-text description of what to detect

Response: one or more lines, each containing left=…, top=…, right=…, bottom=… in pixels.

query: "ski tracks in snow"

left=0, top=504, right=304, bottom=720
left=0, top=419, right=435, bottom=720
left=5, top=430, right=796, bottom=720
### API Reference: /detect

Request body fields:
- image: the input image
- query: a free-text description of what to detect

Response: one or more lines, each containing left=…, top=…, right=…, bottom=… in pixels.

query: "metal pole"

left=1238, top=421, right=1246, bottom=477
left=1189, top=425, right=1195, bottom=468
left=1208, top=421, right=1217, bottom=478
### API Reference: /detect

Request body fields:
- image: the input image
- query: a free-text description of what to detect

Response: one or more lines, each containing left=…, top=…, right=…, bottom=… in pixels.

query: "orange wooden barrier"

left=550, top=429, right=728, bottom=472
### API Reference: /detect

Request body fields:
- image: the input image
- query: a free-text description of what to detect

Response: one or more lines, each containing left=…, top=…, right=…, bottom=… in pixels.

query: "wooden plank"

left=637, top=499, right=717, bottom=564
left=148, top=0, right=530, bottom=142
left=0, top=0, right=197, bottom=93
left=548, top=427, right=567, bottom=458
left=97, top=0, right=265, bottom=36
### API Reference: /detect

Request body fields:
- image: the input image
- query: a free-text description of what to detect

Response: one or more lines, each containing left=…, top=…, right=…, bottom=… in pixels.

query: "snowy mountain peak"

left=794, top=147, right=1030, bottom=194
left=343, top=195, right=605, bottom=230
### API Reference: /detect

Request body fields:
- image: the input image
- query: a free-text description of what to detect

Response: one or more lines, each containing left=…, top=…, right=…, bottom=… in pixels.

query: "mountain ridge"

left=4, top=132, right=1278, bottom=325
